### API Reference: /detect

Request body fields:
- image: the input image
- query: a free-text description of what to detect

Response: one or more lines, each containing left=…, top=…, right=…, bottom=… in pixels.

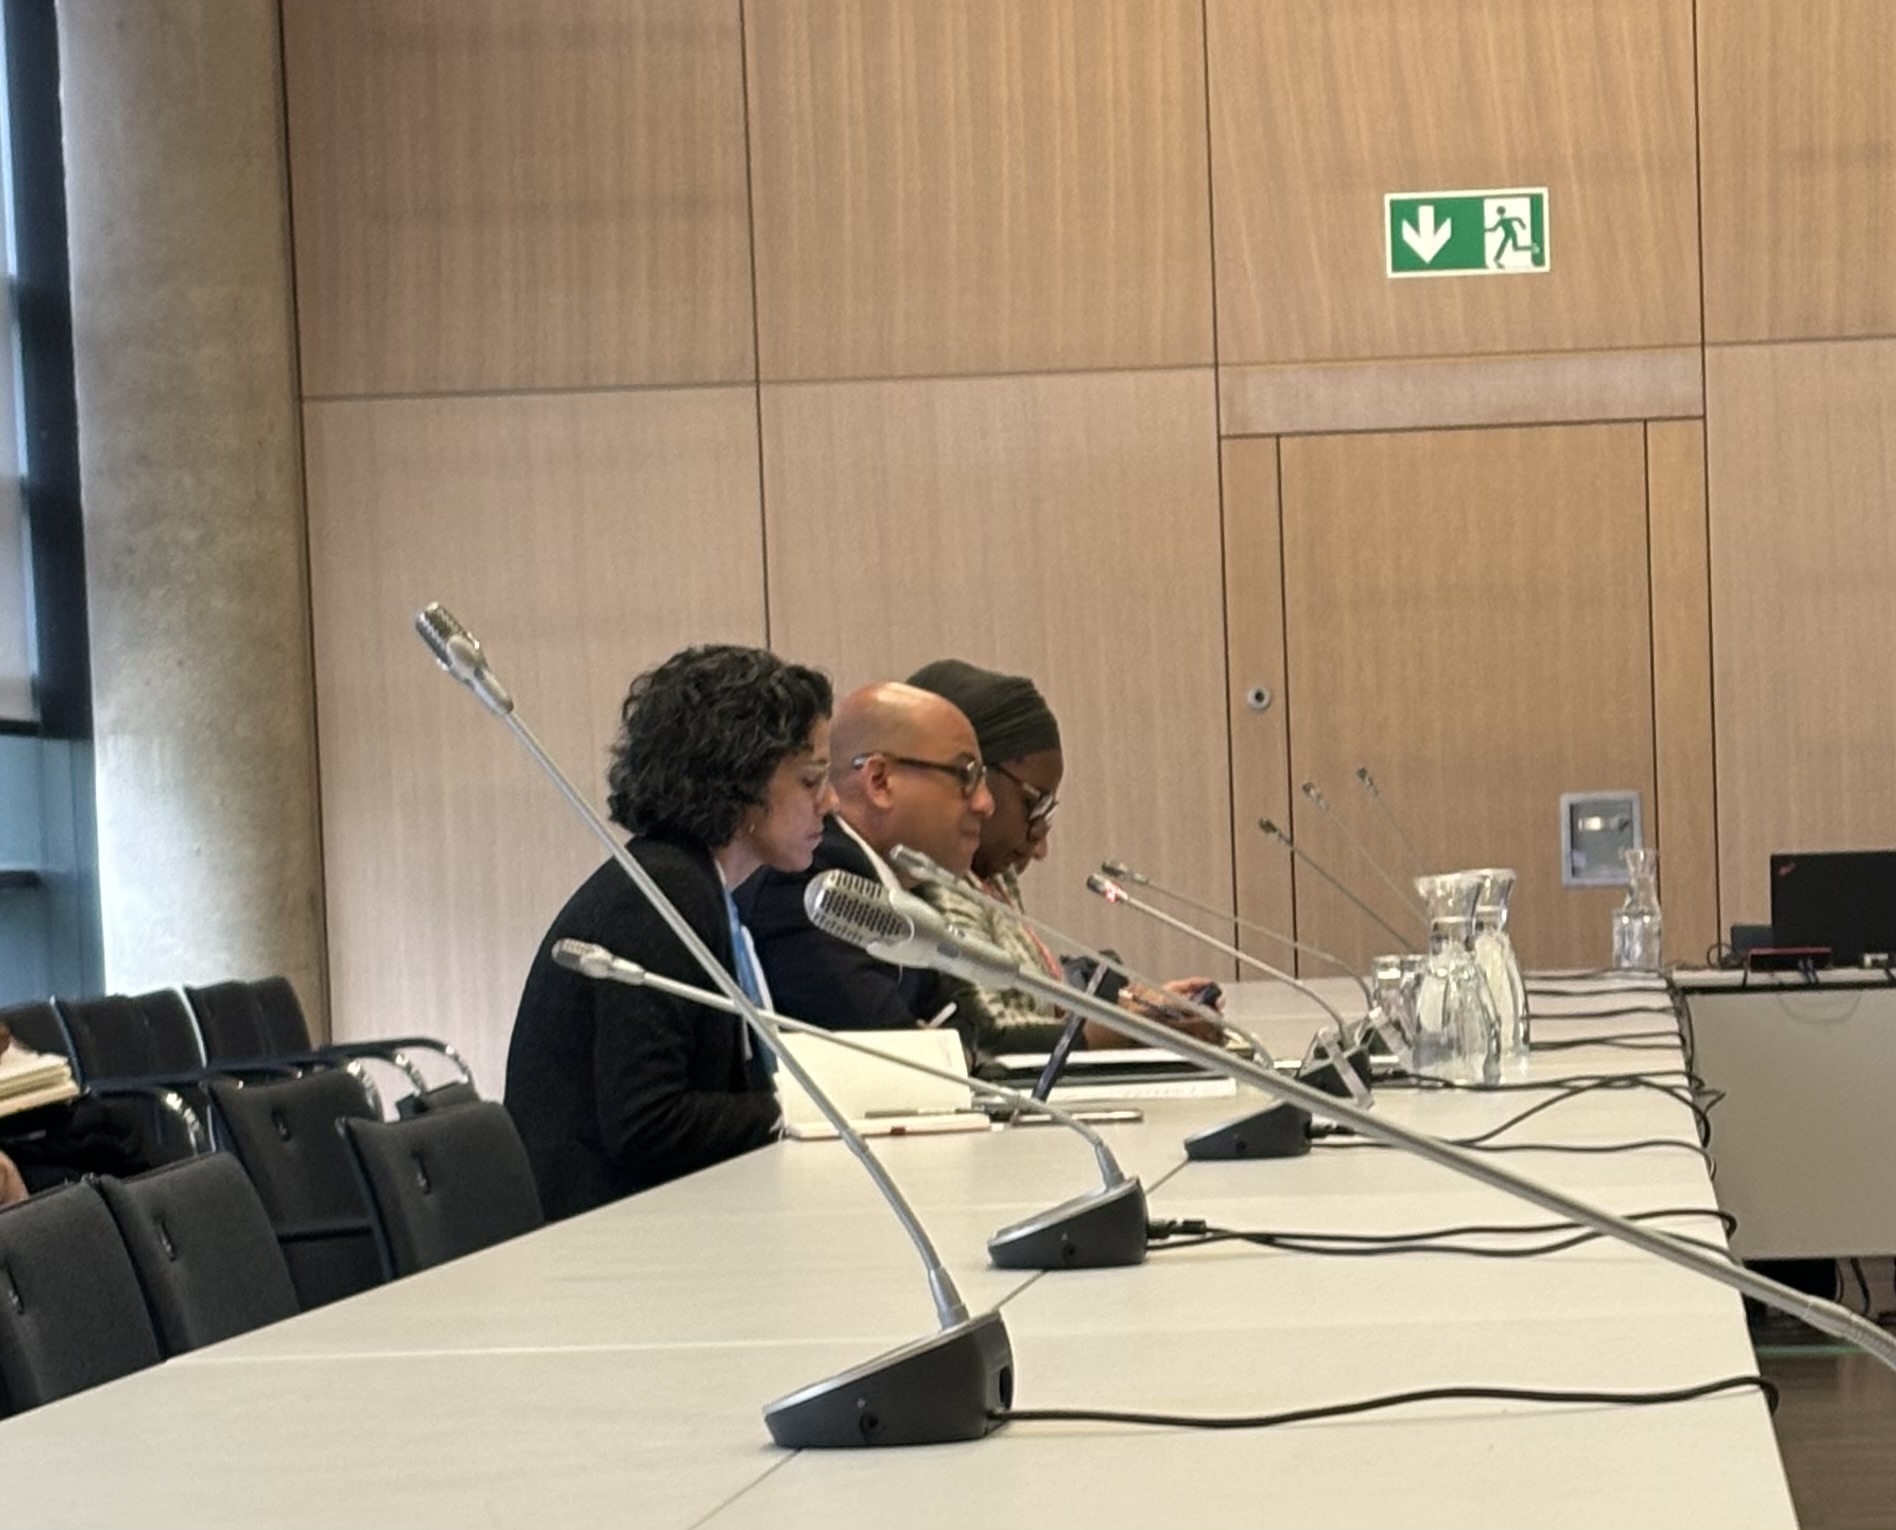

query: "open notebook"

left=775, top=1029, right=989, bottom=1140
left=0, top=1042, right=80, bottom=1120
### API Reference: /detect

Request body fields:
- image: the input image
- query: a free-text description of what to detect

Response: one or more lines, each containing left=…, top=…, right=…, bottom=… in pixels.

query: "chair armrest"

left=83, top=1081, right=209, bottom=1154
left=320, top=1038, right=475, bottom=1087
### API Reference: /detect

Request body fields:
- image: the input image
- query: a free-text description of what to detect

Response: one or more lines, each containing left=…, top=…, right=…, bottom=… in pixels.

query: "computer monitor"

left=1769, top=850, right=1896, bottom=967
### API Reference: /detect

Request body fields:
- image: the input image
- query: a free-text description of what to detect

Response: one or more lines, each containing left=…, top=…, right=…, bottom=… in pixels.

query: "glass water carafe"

left=1412, top=873, right=1501, bottom=1085
left=1611, top=847, right=1664, bottom=973
left=1470, top=868, right=1529, bottom=1075
left=1365, top=954, right=1413, bottom=1066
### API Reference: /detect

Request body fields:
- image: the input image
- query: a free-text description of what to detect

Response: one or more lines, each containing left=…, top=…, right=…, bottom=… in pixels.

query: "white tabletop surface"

left=0, top=977, right=1799, bottom=1529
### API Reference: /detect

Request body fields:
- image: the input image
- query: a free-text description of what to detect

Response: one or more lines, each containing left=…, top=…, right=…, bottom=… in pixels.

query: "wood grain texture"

left=745, top=0, right=1213, bottom=380
left=1699, top=0, right=1896, bottom=343
left=1276, top=424, right=1656, bottom=972
left=1647, top=420, right=1720, bottom=962
left=760, top=369, right=1233, bottom=980
left=1220, top=349, right=1703, bottom=438
left=1206, top=0, right=1700, bottom=364
left=281, top=0, right=754, bottom=395
left=1706, top=340, right=1896, bottom=928
left=1220, top=438, right=1299, bottom=974
left=1763, top=1352, right=1896, bottom=1530
left=304, top=388, right=766, bottom=1094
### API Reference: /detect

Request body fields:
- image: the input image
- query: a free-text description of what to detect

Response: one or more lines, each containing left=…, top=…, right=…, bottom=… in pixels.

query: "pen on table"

left=862, top=1107, right=977, bottom=1119
left=922, top=1002, right=958, bottom=1029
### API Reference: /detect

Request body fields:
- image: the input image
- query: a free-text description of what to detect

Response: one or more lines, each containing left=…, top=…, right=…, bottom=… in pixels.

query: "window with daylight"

left=0, top=0, right=101, bottom=1004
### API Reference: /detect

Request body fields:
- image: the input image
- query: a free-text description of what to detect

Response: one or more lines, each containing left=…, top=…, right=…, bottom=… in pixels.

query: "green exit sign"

left=1385, top=188, right=1549, bottom=278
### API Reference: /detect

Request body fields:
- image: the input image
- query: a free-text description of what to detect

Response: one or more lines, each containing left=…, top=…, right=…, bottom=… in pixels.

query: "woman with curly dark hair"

left=505, top=645, right=834, bottom=1219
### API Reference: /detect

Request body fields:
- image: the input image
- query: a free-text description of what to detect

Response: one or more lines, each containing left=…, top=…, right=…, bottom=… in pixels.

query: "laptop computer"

left=1769, top=849, right=1896, bottom=967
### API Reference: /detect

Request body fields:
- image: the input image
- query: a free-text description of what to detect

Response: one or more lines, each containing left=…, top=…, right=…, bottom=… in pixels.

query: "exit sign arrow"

left=1400, top=204, right=1452, bottom=263
left=1385, top=187, right=1549, bottom=278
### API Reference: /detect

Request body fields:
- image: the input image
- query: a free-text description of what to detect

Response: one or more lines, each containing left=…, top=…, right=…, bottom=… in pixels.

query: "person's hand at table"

left=0, top=1150, right=27, bottom=1208
left=1117, top=978, right=1225, bottom=1043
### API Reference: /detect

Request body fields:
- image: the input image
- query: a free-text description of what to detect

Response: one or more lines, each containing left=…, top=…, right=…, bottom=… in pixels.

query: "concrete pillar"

left=57, top=0, right=326, bottom=1028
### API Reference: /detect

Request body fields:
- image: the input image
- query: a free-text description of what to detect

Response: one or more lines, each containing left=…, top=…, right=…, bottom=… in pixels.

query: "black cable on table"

left=993, top=1375, right=1777, bottom=1432
left=1146, top=1207, right=1738, bottom=1261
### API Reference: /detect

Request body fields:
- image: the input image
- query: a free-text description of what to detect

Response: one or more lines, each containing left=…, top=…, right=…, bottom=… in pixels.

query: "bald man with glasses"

left=735, top=681, right=994, bottom=1038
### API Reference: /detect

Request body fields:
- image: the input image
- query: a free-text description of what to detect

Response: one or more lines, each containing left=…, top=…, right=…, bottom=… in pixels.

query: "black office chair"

left=54, top=991, right=266, bottom=1161
left=207, top=1071, right=383, bottom=1310
left=58, top=993, right=186, bottom=1080
left=340, top=1103, right=543, bottom=1280
left=0, top=1181, right=163, bottom=1415
left=99, top=1154, right=299, bottom=1355
left=188, top=976, right=473, bottom=1100
left=0, top=998, right=71, bottom=1060
left=0, top=998, right=206, bottom=1172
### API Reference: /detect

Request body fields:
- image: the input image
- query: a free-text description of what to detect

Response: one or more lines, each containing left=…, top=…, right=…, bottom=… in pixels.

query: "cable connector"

left=1146, top=1217, right=1211, bottom=1242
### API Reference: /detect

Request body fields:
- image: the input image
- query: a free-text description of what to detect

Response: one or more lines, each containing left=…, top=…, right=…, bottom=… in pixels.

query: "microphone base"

left=763, top=1310, right=1014, bottom=1449
left=986, top=1177, right=1149, bottom=1270
left=1184, top=1103, right=1312, bottom=1160
left=1298, top=1044, right=1374, bottom=1099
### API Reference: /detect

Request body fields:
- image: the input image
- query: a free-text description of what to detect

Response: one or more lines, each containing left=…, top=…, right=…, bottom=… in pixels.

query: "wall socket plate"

left=1560, top=790, right=1642, bottom=887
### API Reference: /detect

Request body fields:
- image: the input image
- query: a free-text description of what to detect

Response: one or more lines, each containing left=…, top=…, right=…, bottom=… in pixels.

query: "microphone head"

left=551, top=938, right=640, bottom=983
left=415, top=603, right=476, bottom=675
left=805, top=870, right=916, bottom=955
left=1258, top=817, right=1289, bottom=844
left=888, top=844, right=952, bottom=887
left=1099, top=859, right=1148, bottom=886
left=1085, top=872, right=1127, bottom=903
left=415, top=602, right=515, bottom=715
left=1300, top=780, right=1329, bottom=809
left=1354, top=765, right=1375, bottom=788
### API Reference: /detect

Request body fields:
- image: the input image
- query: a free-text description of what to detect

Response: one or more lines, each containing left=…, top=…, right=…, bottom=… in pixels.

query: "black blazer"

left=504, top=834, right=780, bottom=1221
left=734, top=817, right=968, bottom=1040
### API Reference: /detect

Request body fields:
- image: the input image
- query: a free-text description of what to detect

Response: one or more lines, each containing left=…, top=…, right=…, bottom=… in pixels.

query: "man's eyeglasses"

left=993, top=763, right=1060, bottom=831
left=851, top=752, right=988, bottom=798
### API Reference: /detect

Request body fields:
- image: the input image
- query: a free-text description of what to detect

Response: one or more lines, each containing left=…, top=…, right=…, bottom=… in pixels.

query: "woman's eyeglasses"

left=850, top=752, right=988, bottom=798
left=992, top=763, right=1060, bottom=830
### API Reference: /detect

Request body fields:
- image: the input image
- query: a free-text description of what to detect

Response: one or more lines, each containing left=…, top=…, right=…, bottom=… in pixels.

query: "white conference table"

left=0, top=978, right=1799, bottom=1529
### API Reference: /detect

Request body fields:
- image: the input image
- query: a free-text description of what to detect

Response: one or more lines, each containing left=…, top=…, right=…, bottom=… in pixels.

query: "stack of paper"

left=0, top=1042, right=80, bottom=1120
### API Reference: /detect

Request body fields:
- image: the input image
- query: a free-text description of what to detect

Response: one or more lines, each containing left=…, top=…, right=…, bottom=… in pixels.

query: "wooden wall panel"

left=1220, top=349, right=1703, bottom=439
left=281, top=0, right=754, bottom=396
left=760, top=369, right=1232, bottom=981
left=745, top=0, right=1213, bottom=381
left=1220, top=439, right=1298, bottom=973
left=305, top=388, right=766, bottom=1095
left=1206, top=0, right=1700, bottom=365
left=1707, top=341, right=1896, bottom=929
left=1276, top=424, right=1656, bottom=973
left=1647, top=420, right=1720, bottom=963
left=1699, top=1, right=1896, bottom=343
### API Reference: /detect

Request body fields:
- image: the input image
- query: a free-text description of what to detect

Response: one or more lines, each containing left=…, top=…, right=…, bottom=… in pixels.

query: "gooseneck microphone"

left=549, top=938, right=1149, bottom=1271
left=1355, top=764, right=1430, bottom=876
left=803, top=870, right=1896, bottom=1375
left=828, top=864, right=1314, bottom=1161
left=1259, top=818, right=1420, bottom=949
left=1100, top=858, right=1362, bottom=983
left=884, top=846, right=1259, bottom=1057
left=416, top=604, right=1012, bottom=1449
left=1301, top=780, right=1427, bottom=917
left=1095, top=863, right=1371, bottom=1001
left=1087, top=871, right=1373, bottom=1140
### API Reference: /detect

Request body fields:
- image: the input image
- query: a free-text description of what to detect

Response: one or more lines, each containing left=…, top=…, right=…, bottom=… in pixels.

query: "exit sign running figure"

left=1385, top=188, right=1549, bottom=278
